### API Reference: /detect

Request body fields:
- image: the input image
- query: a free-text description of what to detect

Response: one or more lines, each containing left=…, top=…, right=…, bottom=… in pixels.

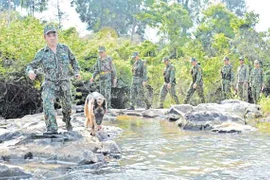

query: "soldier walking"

left=90, top=46, right=117, bottom=109
left=159, top=57, right=179, bottom=108
left=250, top=60, right=264, bottom=104
left=26, top=24, right=81, bottom=133
left=184, top=57, right=205, bottom=104
left=221, top=57, right=234, bottom=99
left=236, top=57, right=249, bottom=101
left=128, top=52, right=151, bottom=110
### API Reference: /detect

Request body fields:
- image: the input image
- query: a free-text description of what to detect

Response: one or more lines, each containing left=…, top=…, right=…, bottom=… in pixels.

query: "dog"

left=84, top=92, right=107, bottom=136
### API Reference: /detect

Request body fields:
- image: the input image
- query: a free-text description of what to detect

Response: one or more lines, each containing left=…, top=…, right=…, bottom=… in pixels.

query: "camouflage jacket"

left=26, top=43, right=80, bottom=90
left=221, top=64, right=234, bottom=82
left=191, top=63, right=203, bottom=84
left=250, top=68, right=264, bottom=86
left=163, top=62, right=176, bottom=84
left=92, top=56, right=117, bottom=79
left=132, top=59, right=147, bottom=82
left=237, top=64, right=249, bottom=83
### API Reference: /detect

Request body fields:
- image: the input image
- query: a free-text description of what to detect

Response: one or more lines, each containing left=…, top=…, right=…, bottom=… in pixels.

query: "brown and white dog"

left=84, top=92, right=107, bottom=135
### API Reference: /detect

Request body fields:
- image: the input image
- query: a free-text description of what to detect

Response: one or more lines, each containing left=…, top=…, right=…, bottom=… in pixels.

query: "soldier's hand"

left=28, top=71, right=36, bottom=81
left=193, top=83, right=197, bottom=89
left=75, top=74, right=81, bottom=80
left=90, top=78, right=94, bottom=84
left=142, top=81, right=147, bottom=87
left=113, top=78, right=117, bottom=87
left=167, top=83, right=171, bottom=89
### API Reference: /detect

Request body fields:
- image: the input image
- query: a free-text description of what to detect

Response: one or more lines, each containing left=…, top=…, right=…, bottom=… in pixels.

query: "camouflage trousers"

left=251, top=84, right=262, bottom=104
left=130, top=82, right=150, bottom=108
left=159, top=83, right=179, bottom=107
left=222, top=80, right=232, bottom=99
left=184, top=83, right=205, bottom=104
left=41, top=83, right=72, bottom=132
left=237, top=82, right=248, bottom=102
left=99, top=74, right=112, bottom=108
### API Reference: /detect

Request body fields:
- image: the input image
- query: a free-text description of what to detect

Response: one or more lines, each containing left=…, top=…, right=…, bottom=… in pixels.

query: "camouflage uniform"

left=250, top=63, right=264, bottom=104
left=221, top=64, right=234, bottom=99
left=236, top=64, right=249, bottom=101
left=26, top=43, right=80, bottom=132
left=184, top=59, right=205, bottom=104
left=159, top=61, right=179, bottom=107
left=130, top=58, right=151, bottom=109
left=92, top=52, right=116, bottom=108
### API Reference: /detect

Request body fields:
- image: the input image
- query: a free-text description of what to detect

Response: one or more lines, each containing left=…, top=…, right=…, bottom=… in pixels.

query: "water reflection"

left=98, top=117, right=270, bottom=179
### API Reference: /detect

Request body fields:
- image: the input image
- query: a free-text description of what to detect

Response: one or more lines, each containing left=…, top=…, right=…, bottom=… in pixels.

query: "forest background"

left=0, top=0, right=270, bottom=117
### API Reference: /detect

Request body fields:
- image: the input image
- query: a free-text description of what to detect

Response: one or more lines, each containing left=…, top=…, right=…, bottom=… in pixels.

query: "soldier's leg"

left=169, top=84, right=180, bottom=104
left=222, top=82, right=226, bottom=99
left=224, top=82, right=231, bottom=99
left=104, top=78, right=112, bottom=108
left=255, top=87, right=261, bottom=104
left=138, top=84, right=151, bottom=108
left=59, top=89, right=73, bottom=131
left=184, top=84, right=195, bottom=104
left=41, top=87, right=58, bottom=132
left=159, top=84, right=168, bottom=107
left=243, top=83, right=249, bottom=102
left=197, top=85, right=205, bottom=103
left=238, top=82, right=244, bottom=100
left=130, top=83, right=137, bottom=107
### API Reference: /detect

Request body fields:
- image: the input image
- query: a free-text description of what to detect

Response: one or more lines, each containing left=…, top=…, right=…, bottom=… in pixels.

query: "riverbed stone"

left=0, top=164, right=32, bottom=179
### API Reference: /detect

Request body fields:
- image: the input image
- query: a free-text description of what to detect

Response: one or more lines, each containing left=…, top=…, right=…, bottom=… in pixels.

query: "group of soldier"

left=221, top=56, right=264, bottom=104
left=26, top=24, right=265, bottom=133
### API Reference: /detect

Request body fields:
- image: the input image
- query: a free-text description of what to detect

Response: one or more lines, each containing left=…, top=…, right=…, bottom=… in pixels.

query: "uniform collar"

left=44, top=43, right=59, bottom=52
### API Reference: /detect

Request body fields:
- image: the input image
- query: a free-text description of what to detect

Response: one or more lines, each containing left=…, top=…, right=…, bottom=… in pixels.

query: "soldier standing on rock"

left=236, top=57, right=249, bottom=101
left=159, top=57, right=179, bottom=108
left=26, top=24, right=81, bottom=134
left=90, top=46, right=117, bottom=109
left=250, top=60, right=264, bottom=104
left=221, top=56, right=234, bottom=99
left=184, top=57, right=205, bottom=104
left=127, top=52, right=151, bottom=110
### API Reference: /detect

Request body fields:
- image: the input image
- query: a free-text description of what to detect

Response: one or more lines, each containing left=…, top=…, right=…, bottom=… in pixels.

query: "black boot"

left=127, top=106, right=135, bottom=110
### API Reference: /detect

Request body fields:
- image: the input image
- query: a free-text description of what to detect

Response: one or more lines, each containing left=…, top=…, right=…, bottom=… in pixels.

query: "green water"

left=90, top=117, right=270, bottom=180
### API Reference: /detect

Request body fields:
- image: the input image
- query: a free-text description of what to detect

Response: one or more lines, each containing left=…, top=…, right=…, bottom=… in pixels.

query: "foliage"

left=259, top=97, right=270, bottom=115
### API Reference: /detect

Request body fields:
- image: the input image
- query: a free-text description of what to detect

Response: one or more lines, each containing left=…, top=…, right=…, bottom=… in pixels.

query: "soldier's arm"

left=26, top=50, right=43, bottom=75
left=143, top=62, right=148, bottom=82
left=245, top=65, right=249, bottom=82
left=67, top=46, right=80, bottom=75
left=92, top=60, right=100, bottom=79
left=231, top=67, right=235, bottom=83
left=195, top=66, right=202, bottom=84
left=169, top=67, right=176, bottom=84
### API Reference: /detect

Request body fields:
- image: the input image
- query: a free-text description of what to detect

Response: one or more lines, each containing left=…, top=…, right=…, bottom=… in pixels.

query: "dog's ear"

left=94, top=99, right=98, bottom=109
left=102, top=99, right=107, bottom=111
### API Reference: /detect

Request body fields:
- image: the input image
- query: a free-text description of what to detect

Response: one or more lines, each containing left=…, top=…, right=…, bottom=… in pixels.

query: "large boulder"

left=142, top=109, right=166, bottom=118
left=0, top=164, right=32, bottom=179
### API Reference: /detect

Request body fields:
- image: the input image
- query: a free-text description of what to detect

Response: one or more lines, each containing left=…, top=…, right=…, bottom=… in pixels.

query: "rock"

left=142, top=109, right=166, bottom=118
left=177, top=111, right=244, bottom=131
left=0, top=164, right=32, bottom=179
left=99, top=140, right=121, bottom=155
left=212, top=122, right=257, bottom=133
left=171, top=104, right=193, bottom=114
left=96, top=126, right=123, bottom=141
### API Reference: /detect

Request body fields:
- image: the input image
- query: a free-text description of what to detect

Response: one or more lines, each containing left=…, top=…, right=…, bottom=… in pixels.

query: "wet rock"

left=142, top=109, right=166, bottom=118
left=171, top=104, right=193, bottom=114
left=167, top=108, right=184, bottom=121
left=0, top=164, right=32, bottom=179
left=177, top=111, right=244, bottom=131
left=96, top=126, right=123, bottom=141
left=99, top=140, right=121, bottom=155
left=212, top=122, right=257, bottom=133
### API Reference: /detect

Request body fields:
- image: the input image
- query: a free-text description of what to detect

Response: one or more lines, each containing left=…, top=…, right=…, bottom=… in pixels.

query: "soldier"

left=26, top=24, right=81, bottom=133
left=90, top=46, right=117, bottom=109
left=159, top=57, right=179, bottom=108
left=221, top=56, right=234, bottom=99
left=236, top=57, right=249, bottom=101
left=184, top=57, right=205, bottom=104
left=128, top=52, right=151, bottom=110
left=250, top=60, right=264, bottom=104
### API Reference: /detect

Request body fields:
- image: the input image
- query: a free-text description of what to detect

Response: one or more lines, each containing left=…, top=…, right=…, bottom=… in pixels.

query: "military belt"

left=100, top=71, right=111, bottom=75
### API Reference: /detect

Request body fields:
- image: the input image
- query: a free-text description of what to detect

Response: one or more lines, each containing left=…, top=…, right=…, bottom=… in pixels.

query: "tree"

left=20, top=0, right=48, bottom=17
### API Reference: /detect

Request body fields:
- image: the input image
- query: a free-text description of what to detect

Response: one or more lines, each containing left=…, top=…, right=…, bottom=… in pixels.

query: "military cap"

left=131, top=52, right=139, bottom=58
left=162, top=57, right=169, bottom=62
left=224, top=56, right=229, bottom=61
left=98, top=46, right=106, bottom=53
left=239, top=56, right=244, bottom=60
left=44, top=24, right=57, bottom=35
left=190, top=57, right=197, bottom=62
left=254, top=60, right=260, bottom=64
